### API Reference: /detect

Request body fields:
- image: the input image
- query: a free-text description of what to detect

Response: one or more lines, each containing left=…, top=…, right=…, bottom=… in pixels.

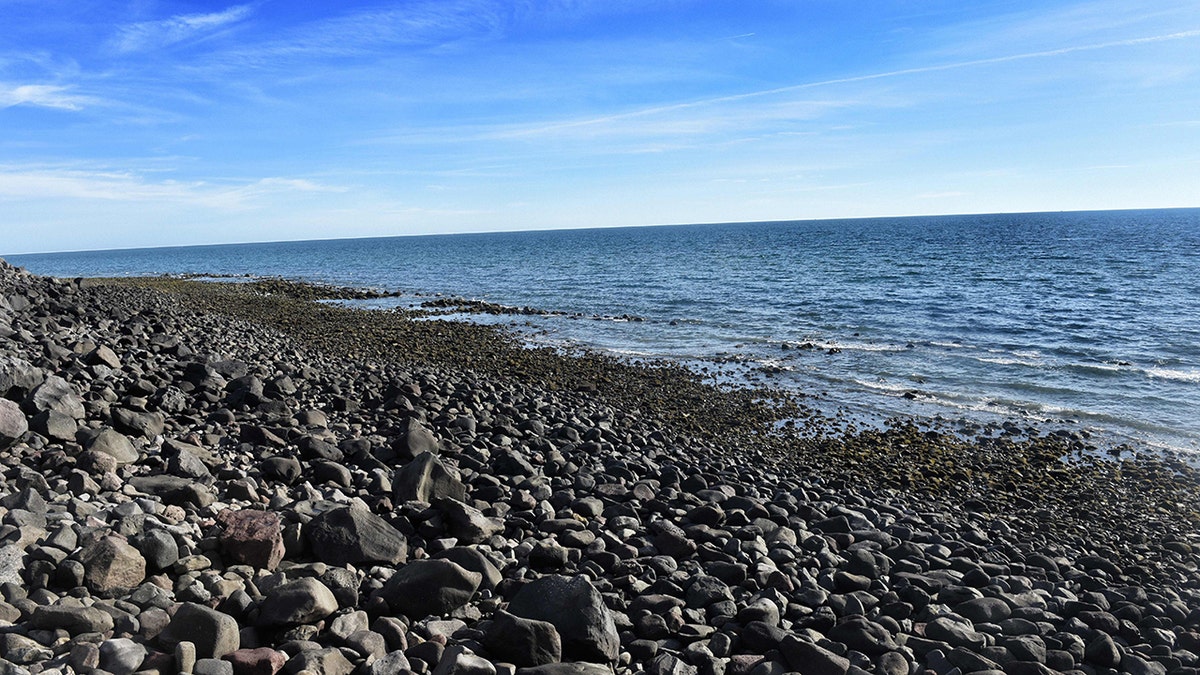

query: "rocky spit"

left=2, top=259, right=1200, bottom=675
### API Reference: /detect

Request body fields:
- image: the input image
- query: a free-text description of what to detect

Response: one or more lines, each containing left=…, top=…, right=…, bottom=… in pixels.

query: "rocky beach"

left=2, top=257, right=1200, bottom=675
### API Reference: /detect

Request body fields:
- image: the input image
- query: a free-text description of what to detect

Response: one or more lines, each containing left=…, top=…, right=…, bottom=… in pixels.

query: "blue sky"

left=2, top=0, right=1198, bottom=254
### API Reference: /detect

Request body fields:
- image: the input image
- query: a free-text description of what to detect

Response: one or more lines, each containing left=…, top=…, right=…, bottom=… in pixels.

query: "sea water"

left=9, top=209, right=1200, bottom=453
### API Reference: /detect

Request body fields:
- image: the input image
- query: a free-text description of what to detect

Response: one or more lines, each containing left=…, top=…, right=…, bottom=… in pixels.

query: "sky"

left=2, top=0, right=1199, bottom=254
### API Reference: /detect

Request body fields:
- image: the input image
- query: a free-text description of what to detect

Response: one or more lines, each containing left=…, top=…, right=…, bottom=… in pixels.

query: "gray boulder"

left=0, top=399, right=27, bottom=449
left=24, top=375, right=85, bottom=419
left=507, top=575, right=619, bottom=664
left=484, top=610, right=562, bottom=667
left=168, top=603, right=240, bottom=659
left=304, top=505, right=408, bottom=566
left=256, top=577, right=339, bottom=627
left=395, top=452, right=466, bottom=503
left=378, top=559, right=481, bottom=619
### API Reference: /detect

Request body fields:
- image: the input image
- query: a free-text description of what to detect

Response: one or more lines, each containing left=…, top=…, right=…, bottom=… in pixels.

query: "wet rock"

left=304, top=505, right=408, bottom=566
left=507, top=575, right=619, bottom=664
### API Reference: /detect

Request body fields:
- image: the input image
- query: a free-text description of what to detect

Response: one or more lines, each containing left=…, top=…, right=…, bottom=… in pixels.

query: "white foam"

left=1145, top=367, right=1200, bottom=383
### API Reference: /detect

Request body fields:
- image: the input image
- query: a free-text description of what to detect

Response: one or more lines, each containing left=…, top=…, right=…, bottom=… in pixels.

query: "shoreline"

left=2, top=261, right=1200, bottom=675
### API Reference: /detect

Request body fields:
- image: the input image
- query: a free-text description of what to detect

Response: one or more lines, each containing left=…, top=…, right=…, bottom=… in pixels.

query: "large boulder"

left=484, top=611, right=562, bottom=667
left=304, top=505, right=407, bottom=567
left=394, top=453, right=466, bottom=503
left=24, top=375, right=85, bottom=419
left=256, top=577, right=339, bottom=628
left=0, top=355, right=43, bottom=398
left=507, top=575, right=619, bottom=664
left=77, top=536, right=147, bottom=595
left=167, top=603, right=240, bottom=659
left=378, top=559, right=481, bottom=620
left=88, top=428, right=140, bottom=464
left=0, top=399, right=28, bottom=449
left=218, top=509, right=285, bottom=571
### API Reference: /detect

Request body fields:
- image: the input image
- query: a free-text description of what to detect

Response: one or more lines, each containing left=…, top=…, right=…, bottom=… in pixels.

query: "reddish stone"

left=217, top=509, right=284, bottom=571
left=223, top=648, right=288, bottom=675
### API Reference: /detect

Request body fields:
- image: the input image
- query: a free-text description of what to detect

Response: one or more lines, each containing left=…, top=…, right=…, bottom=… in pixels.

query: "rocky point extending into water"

left=1, top=257, right=1199, bottom=675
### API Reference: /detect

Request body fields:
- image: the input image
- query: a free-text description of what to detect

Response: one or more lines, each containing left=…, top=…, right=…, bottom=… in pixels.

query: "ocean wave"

left=1144, top=367, right=1200, bottom=383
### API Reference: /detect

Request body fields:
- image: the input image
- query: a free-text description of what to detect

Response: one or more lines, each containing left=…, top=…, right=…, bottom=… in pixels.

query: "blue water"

left=8, top=209, right=1200, bottom=453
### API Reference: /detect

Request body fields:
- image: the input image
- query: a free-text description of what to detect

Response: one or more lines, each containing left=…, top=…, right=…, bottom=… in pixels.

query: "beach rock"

left=395, top=418, right=439, bottom=459
left=223, top=648, right=288, bottom=675
left=378, top=558, right=481, bottom=619
left=24, top=374, right=85, bottom=419
left=30, top=604, right=116, bottom=634
left=0, top=355, right=42, bottom=397
left=434, top=546, right=503, bottom=590
left=285, top=647, right=353, bottom=675
left=88, top=428, right=140, bottom=464
left=169, top=603, right=241, bottom=659
left=133, top=528, right=181, bottom=570
left=438, top=498, right=504, bottom=545
left=256, top=577, right=339, bottom=627
left=779, top=636, right=849, bottom=675
left=113, top=407, right=165, bottom=438
left=78, top=535, right=147, bottom=594
left=484, top=610, right=562, bottom=667
left=0, top=399, right=27, bottom=449
left=432, top=645, right=497, bottom=675
left=515, top=665, right=613, bottom=675
left=28, top=409, right=76, bottom=442
left=507, top=575, right=619, bottom=664
left=219, top=508, right=285, bottom=570
left=304, top=504, right=408, bottom=566
left=395, top=452, right=466, bottom=503
left=100, top=638, right=148, bottom=675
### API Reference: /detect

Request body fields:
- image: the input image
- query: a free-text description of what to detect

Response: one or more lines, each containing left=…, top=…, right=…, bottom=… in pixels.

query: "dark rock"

left=438, top=498, right=504, bottom=545
left=395, top=418, right=439, bottom=460
left=24, top=375, right=85, bottom=419
left=395, top=453, right=467, bottom=503
left=222, top=648, right=288, bottom=675
left=483, top=610, right=562, bottom=667
left=88, top=428, right=140, bottom=464
left=168, top=603, right=241, bottom=659
left=0, top=399, right=27, bottom=449
left=256, top=577, right=339, bottom=627
left=378, top=559, right=481, bottom=619
left=304, top=505, right=408, bottom=566
left=30, top=604, right=115, bottom=634
left=28, top=409, right=76, bottom=442
left=507, top=575, right=619, bottom=664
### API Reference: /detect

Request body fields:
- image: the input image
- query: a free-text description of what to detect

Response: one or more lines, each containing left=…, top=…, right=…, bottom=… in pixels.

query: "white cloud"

left=0, top=166, right=344, bottom=209
left=0, top=84, right=94, bottom=110
left=112, top=4, right=255, bottom=53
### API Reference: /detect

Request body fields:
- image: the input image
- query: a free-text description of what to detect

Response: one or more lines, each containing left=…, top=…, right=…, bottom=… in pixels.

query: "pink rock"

left=223, top=648, right=288, bottom=675
left=217, top=509, right=284, bottom=571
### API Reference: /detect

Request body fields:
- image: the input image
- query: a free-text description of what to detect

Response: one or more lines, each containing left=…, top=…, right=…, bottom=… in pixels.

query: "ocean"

left=8, top=209, right=1200, bottom=453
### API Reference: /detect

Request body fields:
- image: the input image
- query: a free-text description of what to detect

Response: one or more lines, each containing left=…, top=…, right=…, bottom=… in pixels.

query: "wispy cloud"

left=491, top=28, right=1200, bottom=142
left=111, top=4, right=255, bottom=53
left=0, top=166, right=344, bottom=209
left=0, top=84, right=95, bottom=110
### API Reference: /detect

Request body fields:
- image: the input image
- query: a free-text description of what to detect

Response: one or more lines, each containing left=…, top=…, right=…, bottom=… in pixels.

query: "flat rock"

left=507, top=575, right=619, bottom=664
left=30, top=605, right=115, bottom=634
left=24, top=374, right=85, bottom=419
left=438, top=498, right=504, bottom=545
left=779, top=636, right=849, bottom=675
